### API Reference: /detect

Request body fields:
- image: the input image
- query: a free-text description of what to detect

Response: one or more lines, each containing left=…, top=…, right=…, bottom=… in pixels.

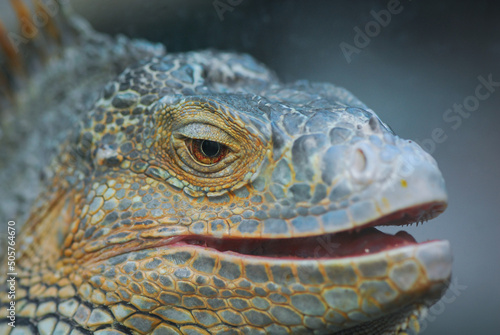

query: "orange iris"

left=189, top=139, right=228, bottom=165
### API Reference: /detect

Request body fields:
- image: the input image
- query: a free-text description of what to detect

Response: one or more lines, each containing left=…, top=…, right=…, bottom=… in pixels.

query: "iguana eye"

left=189, top=139, right=228, bottom=165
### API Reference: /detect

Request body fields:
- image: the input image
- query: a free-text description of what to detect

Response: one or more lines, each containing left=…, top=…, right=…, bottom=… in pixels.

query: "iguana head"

left=26, top=51, right=451, bottom=334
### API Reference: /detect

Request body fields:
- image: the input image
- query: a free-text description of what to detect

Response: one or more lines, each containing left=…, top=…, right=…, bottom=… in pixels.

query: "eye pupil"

left=200, top=140, right=221, bottom=158
left=189, top=139, right=227, bottom=164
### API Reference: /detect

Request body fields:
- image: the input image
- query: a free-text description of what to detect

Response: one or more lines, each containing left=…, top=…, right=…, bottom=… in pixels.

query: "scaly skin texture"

left=0, top=11, right=451, bottom=335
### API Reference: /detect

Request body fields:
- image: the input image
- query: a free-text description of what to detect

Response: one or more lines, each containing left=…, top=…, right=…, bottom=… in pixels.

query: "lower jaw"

left=163, top=237, right=452, bottom=317
left=169, top=224, right=452, bottom=313
left=113, top=236, right=450, bottom=329
left=80, top=228, right=451, bottom=331
left=169, top=233, right=452, bottom=284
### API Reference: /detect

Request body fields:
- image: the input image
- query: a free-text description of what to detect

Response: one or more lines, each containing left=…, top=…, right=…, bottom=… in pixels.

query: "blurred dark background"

left=25, top=0, right=500, bottom=333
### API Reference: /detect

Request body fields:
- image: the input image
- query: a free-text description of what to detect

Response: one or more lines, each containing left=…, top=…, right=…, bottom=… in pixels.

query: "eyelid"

left=174, top=123, right=239, bottom=152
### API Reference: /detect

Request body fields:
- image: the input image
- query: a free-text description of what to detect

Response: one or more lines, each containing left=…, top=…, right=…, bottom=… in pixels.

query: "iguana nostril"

left=369, top=115, right=380, bottom=132
left=354, top=148, right=366, bottom=172
left=350, top=142, right=376, bottom=184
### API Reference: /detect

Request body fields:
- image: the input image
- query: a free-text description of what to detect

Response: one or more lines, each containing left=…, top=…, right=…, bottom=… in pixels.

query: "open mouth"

left=181, top=227, right=417, bottom=259
left=171, top=201, right=447, bottom=260
left=86, top=200, right=447, bottom=264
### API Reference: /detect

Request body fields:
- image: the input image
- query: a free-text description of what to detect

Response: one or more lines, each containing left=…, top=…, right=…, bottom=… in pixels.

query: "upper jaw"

left=338, top=135, right=448, bottom=232
left=228, top=132, right=449, bottom=240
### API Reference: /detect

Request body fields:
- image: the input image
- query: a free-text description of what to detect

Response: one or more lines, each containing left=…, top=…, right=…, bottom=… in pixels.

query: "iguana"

left=0, top=1, right=452, bottom=334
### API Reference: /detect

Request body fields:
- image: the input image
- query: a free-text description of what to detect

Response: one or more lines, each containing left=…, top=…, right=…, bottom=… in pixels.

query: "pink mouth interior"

left=179, top=228, right=417, bottom=260
left=139, top=203, right=446, bottom=261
